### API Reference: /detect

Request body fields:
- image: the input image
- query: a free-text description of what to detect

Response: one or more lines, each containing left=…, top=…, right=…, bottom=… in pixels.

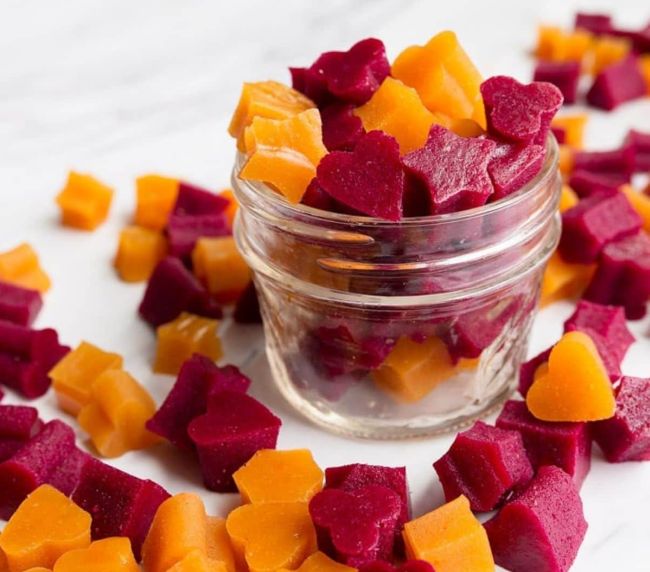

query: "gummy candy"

left=525, top=331, right=616, bottom=422
left=433, top=421, right=533, bottom=512
left=539, top=253, right=595, bottom=308
left=290, top=38, right=390, bottom=106
left=551, top=115, right=587, bottom=148
left=0, top=243, right=51, bottom=294
left=518, top=349, right=552, bottom=397
left=233, top=449, right=323, bottom=504
left=621, top=185, right=650, bottom=232
left=147, top=355, right=250, bottom=451
left=403, top=125, right=495, bottom=214
left=591, top=35, right=631, bottom=75
left=533, top=61, right=580, bottom=104
left=574, top=13, right=613, bottom=35
left=192, top=237, right=251, bottom=303
left=392, top=31, right=485, bottom=126
left=167, top=213, right=231, bottom=261
left=206, top=517, right=237, bottom=572
left=0, top=321, right=69, bottom=399
left=496, top=400, right=592, bottom=487
left=134, top=174, right=179, bottom=231
left=173, top=182, right=230, bottom=217
left=0, top=405, right=41, bottom=463
left=165, top=550, right=227, bottom=572
left=592, top=376, right=650, bottom=462
left=359, top=561, right=435, bottom=572
left=403, top=495, right=494, bottom=572
left=316, top=130, right=405, bottom=220
left=559, top=192, right=642, bottom=263
left=559, top=185, right=579, bottom=212
left=56, top=171, right=113, bottom=231
left=188, top=391, right=282, bottom=492
left=53, top=538, right=139, bottom=572
left=72, top=458, right=169, bottom=560
left=583, top=231, right=650, bottom=319
left=114, top=226, right=167, bottom=283
left=139, top=257, right=222, bottom=328
left=309, top=485, right=402, bottom=566
left=153, top=312, right=222, bottom=375
left=572, top=144, right=634, bottom=179
left=278, top=551, right=355, bottom=572
left=220, top=189, right=238, bottom=227
left=300, top=178, right=339, bottom=211
left=625, top=130, right=650, bottom=172
left=487, top=140, right=546, bottom=200
left=0, top=485, right=91, bottom=572
left=484, top=466, right=587, bottom=572
left=353, top=77, right=442, bottom=154
left=587, top=55, right=646, bottom=110
left=568, top=171, right=624, bottom=198
left=50, top=341, right=123, bottom=415
left=481, top=76, right=563, bottom=145
left=0, top=282, right=42, bottom=327
left=320, top=104, right=365, bottom=151
left=233, top=282, right=262, bottom=324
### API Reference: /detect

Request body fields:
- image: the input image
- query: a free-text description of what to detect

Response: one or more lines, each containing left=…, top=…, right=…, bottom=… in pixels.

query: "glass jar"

left=232, top=137, right=561, bottom=439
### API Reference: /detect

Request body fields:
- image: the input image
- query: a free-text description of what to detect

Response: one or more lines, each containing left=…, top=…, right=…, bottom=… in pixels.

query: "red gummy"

left=487, top=139, right=546, bottom=200
left=0, top=405, right=41, bottom=462
left=481, top=76, right=563, bottom=145
left=0, top=282, right=42, bottom=326
left=568, top=171, right=626, bottom=199
left=484, top=466, right=587, bottom=572
left=592, top=376, right=650, bottom=462
left=291, top=38, right=390, bottom=106
left=496, top=400, right=592, bottom=488
left=309, top=485, right=402, bottom=567
left=584, top=231, right=650, bottom=319
left=233, top=281, right=262, bottom=324
left=551, top=126, right=566, bottom=145
left=360, top=561, right=435, bottom=572
left=321, top=103, right=365, bottom=151
left=167, top=213, right=231, bottom=261
left=559, top=192, right=642, bottom=264
left=188, top=390, right=282, bottom=492
left=572, top=144, right=634, bottom=181
left=574, top=13, right=613, bottom=35
left=0, top=419, right=90, bottom=519
left=403, top=125, right=496, bottom=214
left=586, top=55, right=647, bottom=111
left=624, top=130, right=650, bottom=173
left=433, top=421, right=533, bottom=512
left=301, top=178, right=339, bottom=212
left=172, top=181, right=230, bottom=217
left=317, top=131, right=405, bottom=221
left=72, top=458, right=170, bottom=560
left=518, top=348, right=552, bottom=397
left=138, top=257, right=222, bottom=327
left=146, top=354, right=250, bottom=452
left=533, top=61, right=581, bottom=104
left=0, top=320, right=69, bottom=398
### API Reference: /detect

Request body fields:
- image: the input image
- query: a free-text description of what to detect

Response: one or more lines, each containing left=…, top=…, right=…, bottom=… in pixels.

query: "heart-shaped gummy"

left=359, top=560, right=435, bottom=572
left=481, top=76, right=563, bottom=145
left=526, top=331, right=616, bottom=422
left=316, top=131, right=405, bottom=221
left=53, top=538, right=139, bottom=572
left=309, top=485, right=402, bottom=567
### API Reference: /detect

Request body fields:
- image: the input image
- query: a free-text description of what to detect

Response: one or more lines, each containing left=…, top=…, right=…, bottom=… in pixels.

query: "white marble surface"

left=1, top=0, right=649, bottom=570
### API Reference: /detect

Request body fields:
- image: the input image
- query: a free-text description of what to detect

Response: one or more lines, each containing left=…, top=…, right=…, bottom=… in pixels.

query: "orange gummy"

left=226, top=502, right=317, bottom=572
left=114, top=226, right=168, bottom=283
left=229, top=81, right=316, bottom=146
left=134, top=175, right=179, bottom=231
left=558, top=144, right=574, bottom=176
left=233, top=449, right=323, bottom=504
left=77, top=369, right=160, bottom=458
left=191, top=237, right=251, bottom=303
left=526, top=331, right=616, bottom=422
left=621, top=185, right=650, bottom=233
left=166, top=551, right=227, bottom=572
left=22, top=569, right=51, bottom=572
left=206, top=518, right=237, bottom=572
left=591, top=35, right=631, bottom=75
left=392, top=31, right=486, bottom=128
left=535, top=26, right=593, bottom=65
left=240, top=109, right=327, bottom=204
left=220, top=189, right=239, bottom=227
left=0, top=485, right=91, bottom=572
left=551, top=115, right=588, bottom=148
left=559, top=185, right=579, bottom=213
left=449, top=118, right=484, bottom=138
left=372, top=336, right=477, bottom=403
left=403, top=495, right=494, bottom=572
left=153, top=312, right=222, bottom=375
left=353, top=77, right=444, bottom=154
left=55, top=171, right=113, bottom=231
left=539, top=252, right=595, bottom=308
left=49, top=341, right=123, bottom=416
left=52, top=538, right=138, bottom=572
left=0, top=243, right=51, bottom=293
left=640, top=55, right=650, bottom=93
left=276, top=552, right=355, bottom=572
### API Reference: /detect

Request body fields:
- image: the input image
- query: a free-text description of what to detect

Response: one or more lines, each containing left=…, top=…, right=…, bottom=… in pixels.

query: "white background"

left=1, top=1, right=649, bottom=570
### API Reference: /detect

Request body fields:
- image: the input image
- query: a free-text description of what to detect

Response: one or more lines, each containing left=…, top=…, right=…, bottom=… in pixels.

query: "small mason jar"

left=232, top=137, right=561, bottom=439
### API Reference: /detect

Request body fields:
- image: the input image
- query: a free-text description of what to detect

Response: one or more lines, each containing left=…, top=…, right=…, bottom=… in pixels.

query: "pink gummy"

left=321, top=103, right=365, bottom=151
left=586, top=55, right=647, bottom=111
left=0, top=321, right=69, bottom=399
left=481, top=76, right=563, bottom=145
left=146, top=354, right=250, bottom=452
left=309, top=485, right=402, bottom=567
left=575, top=13, right=613, bottom=35
left=187, top=390, right=282, bottom=492
left=518, top=348, right=552, bottom=397
left=484, top=466, right=587, bottom=572
left=592, top=376, right=650, bottom=462
left=172, top=181, right=230, bottom=217
left=487, top=139, right=546, bottom=200
left=0, top=281, right=42, bottom=326
left=233, top=281, right=262, bottom=324
left=568, top=171, right=625, bottom=198
left=0, top=405, right=42, bottom=463
left=533, top=61, right=580, bottom=104
left=624, top=130, right=650, bottom=172
left=551, top=126, right=566, bottom=145
left=0, top=420, right=90, bottom=520
left=166, top=213, right=231, bottom=261
left=559, top=192, right=642, bottom=264
left=496, top=401, right=591, bottom=488
left=301, top=178, right=339, bottom=212
left=403, top=125, right=496, bottom=214
left=359, top=561, right=435, bottom=572
left=572, top=144, right=634, bottom=180
left=584, top=231, right=650, bottom=319
left=433, top=421, right=533, bottom=512
left=291, top=38, right=390, bottom=106
left=317, top=131, right=405, bottom=221
left=138, top=257, right=222, bottom=327
left=72, top=458, right=169, bottom=560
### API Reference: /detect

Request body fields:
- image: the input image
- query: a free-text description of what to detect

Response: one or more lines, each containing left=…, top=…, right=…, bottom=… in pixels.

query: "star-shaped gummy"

left=481, top=76, right=563, bottom=145
left=402, top=125, right=496, bottom=214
